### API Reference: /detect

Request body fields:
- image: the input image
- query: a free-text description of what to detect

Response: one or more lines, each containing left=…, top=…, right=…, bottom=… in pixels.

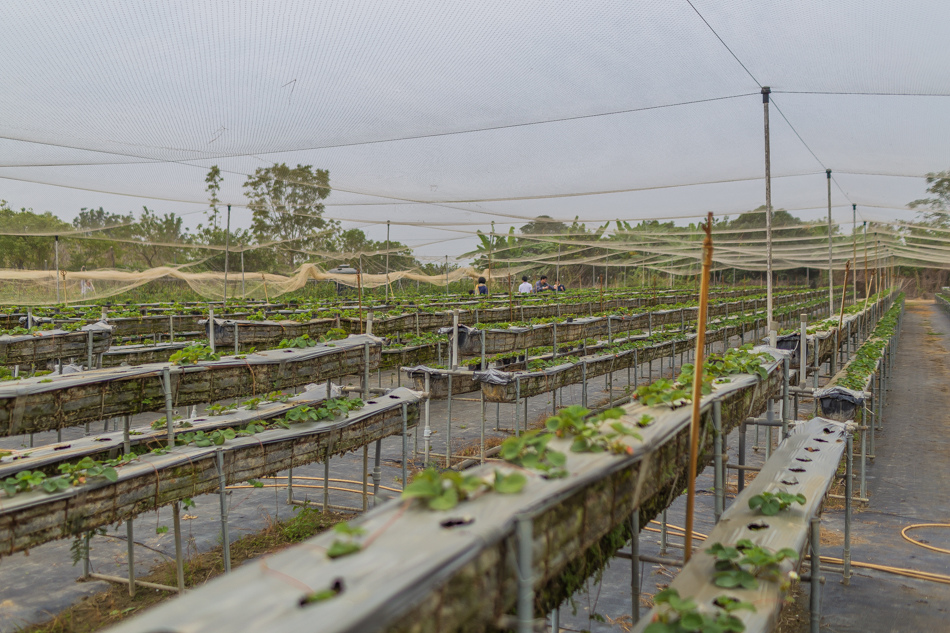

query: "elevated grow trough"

left=101, top=348, right=791, bottom=633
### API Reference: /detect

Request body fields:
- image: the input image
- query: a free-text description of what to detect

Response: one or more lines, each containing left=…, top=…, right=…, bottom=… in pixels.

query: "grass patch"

left=20, top=506, right=351, bottom=633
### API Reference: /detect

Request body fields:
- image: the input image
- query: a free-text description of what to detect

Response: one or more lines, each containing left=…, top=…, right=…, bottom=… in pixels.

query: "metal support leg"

left=738, top=422, right=747, bottom=494
left=659, top=509, right=669, bottom=556
left=516, top=515, right=534, bottom=633
left=631, top=510, right=640, bottom=625
left=843, top=433, right=853, bottom=585
left=423, top=374, right=432, bottom=464
left=446, top=374, right=453, bottom=468
left=401, top=403, right=408, bottom=487
left=126, top=518, right=135, bottom=596
left=781, top=357, right=790, bottom=440
left=713, top=400, right=723, bottom=523
left=173, top=501, right=185, bottom=592
left=362, top=445, right=369, bottom=511
left=372, top=439, right=382, bottom=505
left=810, top=517, right=821, bottom=633
left=323, top=451, right=330, bottom=512
left=216, top=449, right=231, bottom=573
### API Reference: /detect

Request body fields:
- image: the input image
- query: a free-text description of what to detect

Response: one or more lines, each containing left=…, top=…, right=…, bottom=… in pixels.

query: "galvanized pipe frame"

left=0, top=326, right=114, bottom=366
left=479, top=296, right=829, bottom=404
left=101, top=353, right=790, bottom=633
left=458, top=290, right=824, bottom=357
left=631, top=417, right=850, bottom=633
left=0, top=334, right=383, bottom=436
left=0, top=389, right=422, bottom=557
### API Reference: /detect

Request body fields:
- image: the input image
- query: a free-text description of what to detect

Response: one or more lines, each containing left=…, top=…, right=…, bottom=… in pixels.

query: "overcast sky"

left=1, top=0, right=948, bottom=262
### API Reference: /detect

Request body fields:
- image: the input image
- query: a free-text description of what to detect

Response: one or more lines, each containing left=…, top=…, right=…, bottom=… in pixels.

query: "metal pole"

left=810, top=517, right=821, bottom=633
left=737, top=422, right=747, bottom=494
left=827, top=169, right=834, bottom=316
left=385, top=220, right=391, bottom=301
left=223, top=204, right=231, bottom=304
left=843, top=433, right=853, bottom=584
left=762, top=87, right=773, bottom=336
left=630, top=509, right=640, bottom=625
left=241, top=246, right=245, bottom=298
left=781, top=357, right=790, bottom=440
left=55, top=236, right=60, bottom=303
left=373, top=439, right=382, bottom=502
left=423, top=373, right=431, bottom=464
left=516, top=515, right=534, bottom=633
left=162, top=367, right=175, bottom=448
left=446, top=374, right=453, bottom=468
left=713, top=400, right=723, bottom=523
left=172, top=501, right=185, bottom=592
left=216, top=449, right=231, bottom=573
left=851, top=204, right=858, bottom=303
left=800, top=314, right=807, bottom=387
left=401, top=402, right=408, bottom=488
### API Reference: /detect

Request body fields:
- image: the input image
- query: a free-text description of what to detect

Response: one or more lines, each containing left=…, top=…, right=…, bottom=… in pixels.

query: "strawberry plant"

left=545, top=406, right=641, bottom=454
left=499, top=430, right=568, bottom=478
left=644, top=588, right=754, bottom=633
left=326, top=522, right=366, bottom=559
left=748, top=490, right=806, bottom=516
left=170, top=343, right=220, bottom=365
left=707, top=539, right=798, bottom=589
left=402, top=467, right=527, bottom=510
left=278, top=335, right=318, bottom=349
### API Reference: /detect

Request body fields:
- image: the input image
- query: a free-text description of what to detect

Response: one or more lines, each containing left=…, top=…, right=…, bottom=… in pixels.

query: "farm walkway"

left=797, top=300, right=950, bottom=632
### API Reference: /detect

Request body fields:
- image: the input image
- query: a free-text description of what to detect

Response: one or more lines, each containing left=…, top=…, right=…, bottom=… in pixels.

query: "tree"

left=70, top=207, right=134, bottom=269
left=0, top=201, right=73, bottom=269
left=325, top=228, right=416, bottom=273
left=244, top=163, right=335, bottom=269
left=204, top=165, right=223, bottom=231
left=131, top=207, right=192, bottom=268
left=909, top=170, right=950, bottom=228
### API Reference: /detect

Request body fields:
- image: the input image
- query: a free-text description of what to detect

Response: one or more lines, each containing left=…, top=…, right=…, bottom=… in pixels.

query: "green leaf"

left=101, top=467, right=118, bottom=483
left=427, top=487, right=459, bottom=511
left=326, top=540, right=361, bottom=559
left=680, top=612, right=704, bottom=630
left=493, top=470, right=527, bottom=494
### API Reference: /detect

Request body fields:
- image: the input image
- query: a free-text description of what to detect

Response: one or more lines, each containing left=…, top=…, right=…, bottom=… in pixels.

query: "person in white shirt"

left=518, top=275, right=533, bottom=293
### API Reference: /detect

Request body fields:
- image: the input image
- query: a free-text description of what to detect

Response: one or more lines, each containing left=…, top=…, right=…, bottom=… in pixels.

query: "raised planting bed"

left=773, top=289, right=898, bottom=371
left=205, top=289, right=783, bottom=348
left=101, top=341, right=191, bottom=367
left=816, top=295, right=904, bottom=422
left=0, top=386, right=421, bottom=557
left=0, top=322, right=113, bottom=366
left=206, top=316, right=340, bottom=349
left=0, top=334, right=382, bottom=436
left=101, top=347, right=790, bottom=633
left=454, top=290, right=824, bottom=357
left=403, top=366, right=481, bottom=399
left=632, top=417, right=849, bottom=633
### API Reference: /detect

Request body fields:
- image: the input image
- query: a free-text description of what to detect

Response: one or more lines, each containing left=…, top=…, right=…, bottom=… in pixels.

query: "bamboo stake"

left=260, top=273, right=269, bottom=303
left=837, top=260, right=852, bottom=333
left=684, top=212, right=714, bottom=564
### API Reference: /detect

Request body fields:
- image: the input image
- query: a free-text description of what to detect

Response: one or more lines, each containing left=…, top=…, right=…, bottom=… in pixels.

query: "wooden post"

left=684, top=212, right=714, bottom=563
left=837, top=261, right=852, bottom=333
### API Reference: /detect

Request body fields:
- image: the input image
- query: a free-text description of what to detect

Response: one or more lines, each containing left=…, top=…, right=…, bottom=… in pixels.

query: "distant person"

left=535, top=275, right=551, bottom=292
left=518, top=275, right=533, bottom=293
left=553, top=279, right=565, bottom=292
left=79, top=266, right=95, bottom=296
left=476, top=276, right=488, bottom=295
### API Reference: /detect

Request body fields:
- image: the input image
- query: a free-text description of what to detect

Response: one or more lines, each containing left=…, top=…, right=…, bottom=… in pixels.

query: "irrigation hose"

left=644, top=520, right=950, bottom=586
left=900, top=523, right=950, bottom=555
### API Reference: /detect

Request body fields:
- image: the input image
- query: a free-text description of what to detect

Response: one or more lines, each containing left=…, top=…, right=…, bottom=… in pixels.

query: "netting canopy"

left=1, top=0, right=950, bottom=278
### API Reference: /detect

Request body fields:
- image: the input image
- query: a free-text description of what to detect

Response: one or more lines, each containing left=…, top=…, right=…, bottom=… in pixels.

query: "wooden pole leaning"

left=684, top=212, right=714, bottom=564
